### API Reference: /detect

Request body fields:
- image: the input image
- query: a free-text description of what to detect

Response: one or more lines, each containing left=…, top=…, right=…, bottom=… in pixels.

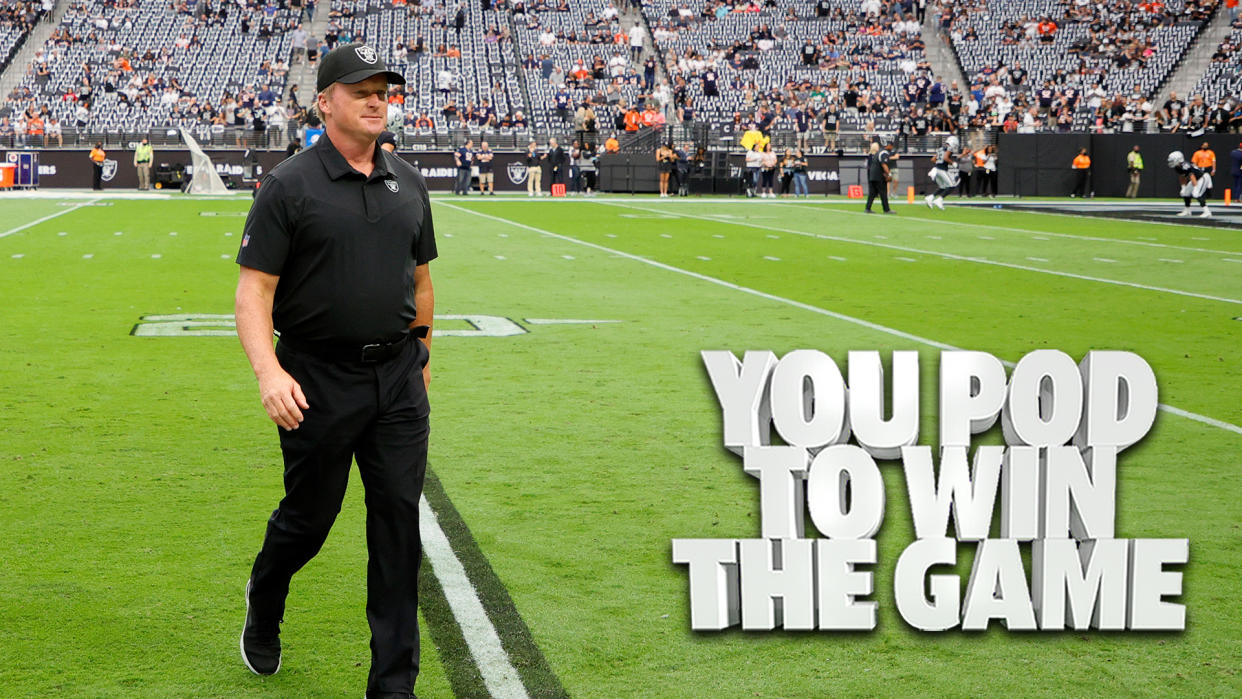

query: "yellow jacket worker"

left=133, top=138, right=154, bottom=190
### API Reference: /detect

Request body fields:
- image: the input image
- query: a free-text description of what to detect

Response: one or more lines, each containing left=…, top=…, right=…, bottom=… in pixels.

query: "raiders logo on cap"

left=355, top=45, right=378, bottom=65
left=316, top=42, right=406, bottom=92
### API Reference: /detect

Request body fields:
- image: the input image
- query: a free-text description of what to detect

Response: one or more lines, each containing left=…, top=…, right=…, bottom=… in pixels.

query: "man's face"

left=320, top=74, right=388, bottom=141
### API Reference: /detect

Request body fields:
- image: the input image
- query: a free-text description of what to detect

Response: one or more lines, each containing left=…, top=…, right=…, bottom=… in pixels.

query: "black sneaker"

left=240, top=579, right=281, bottom=676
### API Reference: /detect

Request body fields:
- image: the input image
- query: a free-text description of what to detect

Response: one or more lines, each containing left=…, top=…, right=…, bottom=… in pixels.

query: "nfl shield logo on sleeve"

left=242, top=233, right=250, bottom=247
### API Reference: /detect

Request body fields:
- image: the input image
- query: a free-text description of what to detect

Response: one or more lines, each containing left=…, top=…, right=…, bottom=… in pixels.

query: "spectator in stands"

left=604, top=134, right=619, bottom=153
left=1210, top=100, right=1231, bottom=133
left=1071, top=148, right=1092, bottom=197
left=1161, top=92, right=1185, bottom=132
left=628, top=22, right=644, bottom=60
left=45, top=116, right=61, bottom=147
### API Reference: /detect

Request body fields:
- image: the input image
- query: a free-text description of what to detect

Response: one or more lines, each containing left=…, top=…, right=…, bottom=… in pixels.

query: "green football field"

left=1, top=193, right=1239, bottom=697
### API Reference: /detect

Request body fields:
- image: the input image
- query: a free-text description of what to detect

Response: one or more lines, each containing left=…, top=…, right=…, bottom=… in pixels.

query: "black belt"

left=280, top=325, right=429, bottom=363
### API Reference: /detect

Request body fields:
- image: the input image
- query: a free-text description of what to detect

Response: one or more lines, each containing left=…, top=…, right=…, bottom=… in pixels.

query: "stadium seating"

left=328, top=0, right=529, bottom=145
left=7, top=0, right=298, bottom=144
left=643, top=0, right=935, bottom=139
left=0, top=0, right=1230, bottom=148
left=0, top=2, right=46, bottom=76
left=1188, top=20, right=1242, bottom=109
left=940, top=0, right=1217, bottom=131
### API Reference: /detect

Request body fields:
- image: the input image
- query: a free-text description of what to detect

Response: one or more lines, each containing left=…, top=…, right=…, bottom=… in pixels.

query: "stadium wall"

left=997, top=133, right=1242, bottom=198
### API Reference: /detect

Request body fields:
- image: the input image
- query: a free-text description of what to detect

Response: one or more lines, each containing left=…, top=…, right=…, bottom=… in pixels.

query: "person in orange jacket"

left=89, top=142, right=106, bottom=190
left=1071, top=148, right=1091, bottom=197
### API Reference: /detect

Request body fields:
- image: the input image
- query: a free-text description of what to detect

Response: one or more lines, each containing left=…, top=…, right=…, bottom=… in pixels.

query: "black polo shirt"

left=237, top=132, right=437, bottom=346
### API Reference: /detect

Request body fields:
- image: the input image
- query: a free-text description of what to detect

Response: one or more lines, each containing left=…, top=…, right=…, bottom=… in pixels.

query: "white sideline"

left=438, top=202, right=1242, bottom=438
left=0, top=198, right=99, bottom=238
left=606, top=201, right=1242, bottom=306
left=419, top=496, right=529, bottom=699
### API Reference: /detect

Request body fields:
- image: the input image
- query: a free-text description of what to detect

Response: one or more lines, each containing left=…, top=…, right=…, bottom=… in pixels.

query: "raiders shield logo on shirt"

left=385, top=179, right=399, bottom=193
left=355, top=45, right=378, bottom=64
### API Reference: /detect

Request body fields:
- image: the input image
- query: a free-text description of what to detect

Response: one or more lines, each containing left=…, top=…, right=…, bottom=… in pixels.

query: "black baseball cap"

left=316, top=42, right=406, bottom=93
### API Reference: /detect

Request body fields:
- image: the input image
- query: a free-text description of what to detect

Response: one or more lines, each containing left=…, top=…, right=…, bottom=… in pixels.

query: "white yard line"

left=439, top=201, right=1242, bottom=438
left=785, top=201, right=1241, bottom=255
left=420, top=497, right=529, bottom=699
left=606, top=202, right=1242, bottom=306
left=0, top=198, right=99, bottom=239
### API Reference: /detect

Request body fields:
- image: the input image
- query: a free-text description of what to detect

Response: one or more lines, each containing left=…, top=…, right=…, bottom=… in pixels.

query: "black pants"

left=1073, top=169, right=1090, bottom=197
left=92, top=162, right=103, bottom=190
left=248, top=337, right=430, bottom=697
left=958, top=172, right=972, bottom=196
left=866, top=178, right=890, bottom=212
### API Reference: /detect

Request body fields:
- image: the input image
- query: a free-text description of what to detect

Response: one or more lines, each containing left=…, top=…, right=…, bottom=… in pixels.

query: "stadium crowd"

left=0, top=0, right=1238, bottom=150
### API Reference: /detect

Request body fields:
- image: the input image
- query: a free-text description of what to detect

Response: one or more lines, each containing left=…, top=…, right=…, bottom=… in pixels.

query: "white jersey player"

left=1168, top=150, right=1211, bottom=218
left=925, top=135, right=962, bottom=210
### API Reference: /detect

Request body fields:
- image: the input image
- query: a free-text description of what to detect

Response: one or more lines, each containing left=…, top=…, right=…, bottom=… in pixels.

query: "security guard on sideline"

left=134, top=138, right=154, bottom=190
left=1125, top=145, right=1143, bottom=198
left=235, top=42, right=437, bottom=699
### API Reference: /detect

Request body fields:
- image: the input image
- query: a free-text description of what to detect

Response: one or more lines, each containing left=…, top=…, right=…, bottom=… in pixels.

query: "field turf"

left=0, top=193, right=1239, bottom=697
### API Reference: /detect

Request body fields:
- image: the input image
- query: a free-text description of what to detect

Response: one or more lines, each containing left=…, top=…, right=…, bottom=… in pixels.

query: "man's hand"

left=258, top=367, right=309, bottom=430
left=422, top=365, right=431, bottom=389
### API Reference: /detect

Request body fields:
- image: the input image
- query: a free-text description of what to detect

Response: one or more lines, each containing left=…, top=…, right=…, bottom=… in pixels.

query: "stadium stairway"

left=922, top=6, right=967, bottom=92
left=1156, top=7, right=1233, bottom=104
left=0, top=0, right=70, bottom=110
left=287, top=0, right=332, bottom=106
